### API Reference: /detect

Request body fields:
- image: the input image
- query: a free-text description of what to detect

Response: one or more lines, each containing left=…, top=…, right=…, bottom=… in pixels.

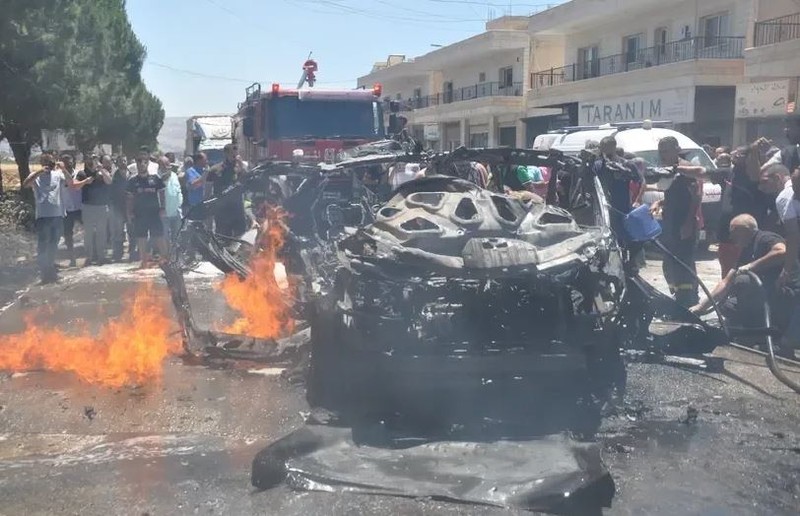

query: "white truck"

left=185, top=115, right=234, bottom=165
left=534, top=122, right=721, bottom=248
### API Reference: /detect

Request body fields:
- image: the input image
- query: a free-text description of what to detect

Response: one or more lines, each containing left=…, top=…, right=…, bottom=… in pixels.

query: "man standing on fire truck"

left=206, top=144, right=247, bottom=238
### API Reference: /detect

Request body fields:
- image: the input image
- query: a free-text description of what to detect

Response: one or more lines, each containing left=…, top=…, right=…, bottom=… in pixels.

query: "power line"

left=148, top=61, right=256, bottom=83
left=422, top=0, right=560, bottom=7
left=285, top=0, right=487, bottom=25
left=146, top=60, right=356, bottom=86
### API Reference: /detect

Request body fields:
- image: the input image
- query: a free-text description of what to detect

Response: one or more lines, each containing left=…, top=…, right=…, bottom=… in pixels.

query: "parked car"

left=537, top=122, right=721, bottom=248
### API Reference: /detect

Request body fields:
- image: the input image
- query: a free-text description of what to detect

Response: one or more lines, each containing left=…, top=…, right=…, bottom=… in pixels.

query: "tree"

left=0, top=0, right=163, bottom=183
left=0, top=0, right=78, bottom=182
left=66, top=0, right=153, bottom=153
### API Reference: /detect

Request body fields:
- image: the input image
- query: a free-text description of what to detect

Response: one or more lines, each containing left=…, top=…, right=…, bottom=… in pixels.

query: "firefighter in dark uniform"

left=650, top=136, right=709, bottom=307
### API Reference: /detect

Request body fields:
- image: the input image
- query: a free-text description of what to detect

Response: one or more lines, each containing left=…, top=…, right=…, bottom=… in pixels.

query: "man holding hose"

left=690, top=214, right=799, bottom=358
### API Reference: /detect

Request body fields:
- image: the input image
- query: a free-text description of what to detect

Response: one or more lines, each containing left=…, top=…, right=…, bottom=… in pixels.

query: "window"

left=478, top=72, right=486, bottom=83
left=443, top=81, right=453, bottom=104
left=499, top=67, right=513, bottom=88
left=654, top=27, right=668, bottom=57
left=469, top=132, right=488, bottom=148
left=623, top=33, right=643, bottom=67
left=701, top=12, right=729, bottom=47
left=577, top=46, right=598, bottom=79
left=498, top=126, right=516, bottom=147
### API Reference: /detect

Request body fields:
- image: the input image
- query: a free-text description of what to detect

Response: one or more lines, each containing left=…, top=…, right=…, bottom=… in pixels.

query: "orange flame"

left=219, top=208, right=295, bottom=339
left=0, top=282, right=181, bottom=387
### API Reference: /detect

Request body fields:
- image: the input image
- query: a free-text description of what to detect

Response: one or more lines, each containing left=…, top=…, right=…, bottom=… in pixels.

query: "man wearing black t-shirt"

left=650, top=136, right=707, bottom=307
left=126, top=152, right=168, bottom=268
left=77, top=155, right=112, bottom=266
left=691, top=215, right=800, bottom=342
left=206, top=143, right=247, bottom=238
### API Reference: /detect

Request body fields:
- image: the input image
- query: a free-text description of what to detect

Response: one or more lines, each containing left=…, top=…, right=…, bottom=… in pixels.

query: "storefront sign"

left=579, top=88, right=694, bottom=125
left=735, top=80, right=790, bottom=118
left=423, top=124, right=440, bottom=140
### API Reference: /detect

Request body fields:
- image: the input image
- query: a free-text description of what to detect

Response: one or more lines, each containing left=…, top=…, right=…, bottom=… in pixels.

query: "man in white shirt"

left=761, top=116, right=800, bottom=172
left=127, top=147, right=159, bottom=177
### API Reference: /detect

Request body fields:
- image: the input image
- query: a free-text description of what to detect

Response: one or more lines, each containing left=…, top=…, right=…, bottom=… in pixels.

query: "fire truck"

left=234, top=59, right=386, bottom=163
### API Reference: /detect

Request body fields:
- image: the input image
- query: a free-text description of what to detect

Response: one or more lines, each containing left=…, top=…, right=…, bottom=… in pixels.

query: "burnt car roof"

left=320, top=146, right=575, bottom=173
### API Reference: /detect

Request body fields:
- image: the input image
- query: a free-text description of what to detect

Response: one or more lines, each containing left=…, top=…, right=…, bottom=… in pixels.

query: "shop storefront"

left=528, top=86, right=737, bottom=147
left=736, top=79, right=798, bottom=144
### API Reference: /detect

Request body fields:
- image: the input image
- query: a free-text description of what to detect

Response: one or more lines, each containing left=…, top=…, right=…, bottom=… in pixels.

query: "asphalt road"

left=0, top=258, right=799, bottom=515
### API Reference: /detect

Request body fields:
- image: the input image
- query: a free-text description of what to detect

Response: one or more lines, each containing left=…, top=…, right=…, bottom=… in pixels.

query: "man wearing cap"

left=650, top=136, right=708, bottom=307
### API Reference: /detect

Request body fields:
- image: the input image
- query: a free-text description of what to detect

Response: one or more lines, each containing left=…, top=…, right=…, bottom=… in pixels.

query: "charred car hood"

left=340, top=177, right=615, bottom=275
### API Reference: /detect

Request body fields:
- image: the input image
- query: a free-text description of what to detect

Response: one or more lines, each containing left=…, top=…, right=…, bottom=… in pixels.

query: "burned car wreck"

left=162, top=145, right=726, bottom=426
left=309, top=174, right=626, bottom=424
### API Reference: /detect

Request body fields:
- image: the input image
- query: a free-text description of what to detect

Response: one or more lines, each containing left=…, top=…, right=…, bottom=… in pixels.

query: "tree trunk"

left=5, top=125, right=33, bottom=185
left=10, top=139, right=32, bottom=185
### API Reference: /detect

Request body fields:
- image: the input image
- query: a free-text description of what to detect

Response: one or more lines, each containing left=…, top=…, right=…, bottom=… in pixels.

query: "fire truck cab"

left=234, top=83, right=385, bottom=164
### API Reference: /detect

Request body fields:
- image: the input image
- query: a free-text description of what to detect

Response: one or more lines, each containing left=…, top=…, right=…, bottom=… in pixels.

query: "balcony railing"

left=530, top=36, right=744, bottom=89
left=390, top=81, right=523, bottom=111
left=754, top=12, right=800, bottom=46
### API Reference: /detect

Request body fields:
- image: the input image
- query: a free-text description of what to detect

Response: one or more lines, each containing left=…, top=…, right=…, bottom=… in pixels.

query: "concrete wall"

left=756, top=0, right=800, bottom=20
left=441, top=51, right=525, bottom=90
left=745, top=37, right=800, bottom=78
left=528, top=0, right=665, bottom=34
left=530, top=36, right=565, bottom=75
left=409, top=97, right=525, bottom=125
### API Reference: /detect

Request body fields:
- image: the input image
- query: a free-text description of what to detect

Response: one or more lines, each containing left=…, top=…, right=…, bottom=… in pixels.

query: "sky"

left=126, top=0, right=564, bottom=117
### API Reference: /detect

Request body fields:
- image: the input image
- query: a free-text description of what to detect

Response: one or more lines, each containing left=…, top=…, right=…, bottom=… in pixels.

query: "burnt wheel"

left=306, top=299, right=345, bottom=409
left=306, top=271, right=379, bottom=418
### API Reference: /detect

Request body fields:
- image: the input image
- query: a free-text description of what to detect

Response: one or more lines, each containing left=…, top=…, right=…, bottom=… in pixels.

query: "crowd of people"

left=22, top=117, right=800, bottom=358
left=24, top=143, right=248, bottom=284
left=590, top=116, right=800, bottom=359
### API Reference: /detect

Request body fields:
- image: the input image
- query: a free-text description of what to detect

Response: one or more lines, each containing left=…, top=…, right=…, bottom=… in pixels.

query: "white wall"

left=357, top=75, right=429, bottom=102
left=562, top=0, right=749, bottom=64
left=441, top=51, right=525, bottom=90
left=756, top=0, right=800, bottom=20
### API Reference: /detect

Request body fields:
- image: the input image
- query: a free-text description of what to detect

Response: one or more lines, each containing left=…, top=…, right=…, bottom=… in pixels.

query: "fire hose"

left=651, top=238, right=800, bottom=395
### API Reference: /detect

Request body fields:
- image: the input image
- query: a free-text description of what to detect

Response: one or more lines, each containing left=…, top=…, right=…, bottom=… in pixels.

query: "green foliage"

left=0, top=0, right=163, bottom=180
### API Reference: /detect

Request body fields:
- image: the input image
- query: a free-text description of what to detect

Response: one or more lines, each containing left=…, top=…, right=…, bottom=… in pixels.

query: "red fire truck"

left=234, top=75, right=385, bottom=164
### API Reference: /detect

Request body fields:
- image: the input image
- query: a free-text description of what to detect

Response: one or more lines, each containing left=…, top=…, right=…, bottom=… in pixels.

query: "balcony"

left=392, top=81, right=523, bottom=111
left=754, top=13, right=800, bottom=47
left=530, top=36, right=744, bottom=89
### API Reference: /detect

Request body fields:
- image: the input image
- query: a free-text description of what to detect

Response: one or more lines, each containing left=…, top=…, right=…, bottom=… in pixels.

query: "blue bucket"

left=624, top=204, right=662, bottom=242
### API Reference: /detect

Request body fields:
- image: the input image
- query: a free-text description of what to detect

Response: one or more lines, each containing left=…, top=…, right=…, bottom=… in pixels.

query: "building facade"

left=357, top=17, right=531, bottom=150
left=526, top=0, right=754, bottom=147
left=737, top=0, right=800, bottom=143
left=358, top=0, right=797, bottom=151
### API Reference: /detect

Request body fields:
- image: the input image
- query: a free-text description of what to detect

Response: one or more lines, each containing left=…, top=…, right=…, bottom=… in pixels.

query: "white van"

left=537, top=122, right=721, bottom=245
